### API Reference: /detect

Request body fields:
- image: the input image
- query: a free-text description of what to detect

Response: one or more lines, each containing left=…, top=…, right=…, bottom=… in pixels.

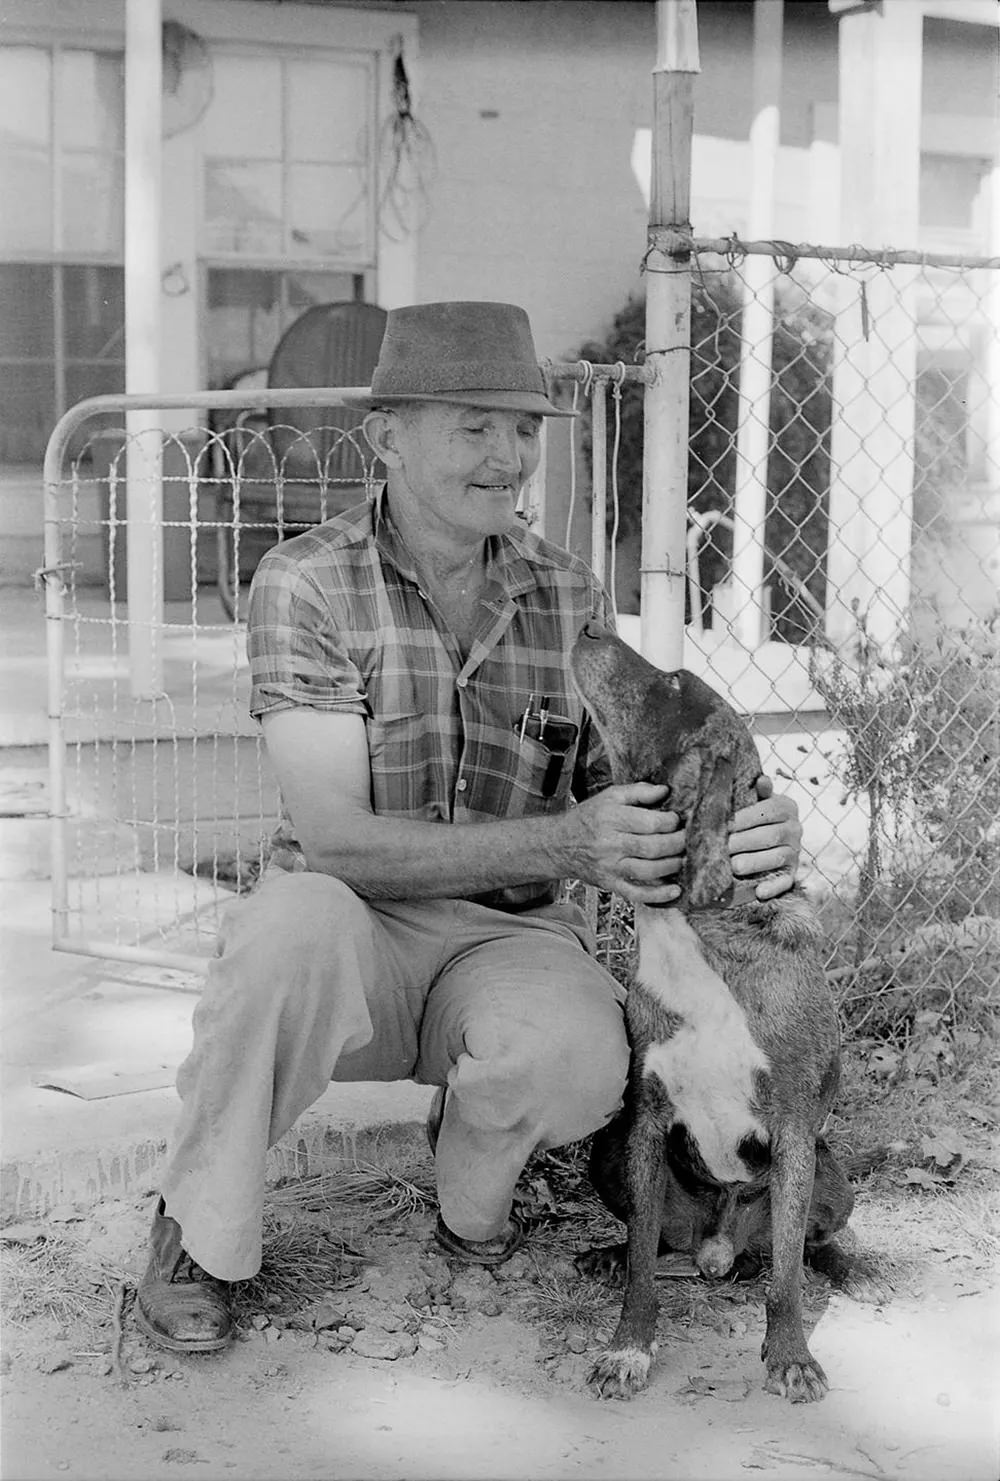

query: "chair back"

left=266, top=301, right=387, bottom=485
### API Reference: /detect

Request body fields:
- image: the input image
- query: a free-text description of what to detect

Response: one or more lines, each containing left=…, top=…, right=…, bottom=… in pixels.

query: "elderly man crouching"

left=136, top=302, right=802, bottom=1353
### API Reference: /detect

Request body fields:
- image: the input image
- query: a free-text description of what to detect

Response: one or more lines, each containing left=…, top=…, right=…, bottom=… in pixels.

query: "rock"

left=162, top=1447, right=205, bottom=1465
left=418, top=1332, right=445, bottom=1354
left=350, top=1330, right=417, bottom=1361
left=129, top=1356, right=156, bottom=1374
left=565, top=1332, right=589, bottom=1354
left=150, top=1417, right=183, bottom=1433
left=344, top=1310, right=368, bottom=1331
left=0, top=1223, right=47, bottom=1246
left=373, top=1303, right=419, bottom=1334
left=335, top=1326, right=357, bottom=1341
left=479, top=1298, right=502, bottom=1318
left=497, top=1253, right=531, bottom=1280
left=449, top=1273, right=500, bottom=1313
left=47, top=1204, right=83, bottom=1224
left=301, top=1299, right=348, bottom=1331
left=37, top=1355, right=72, bottom=1375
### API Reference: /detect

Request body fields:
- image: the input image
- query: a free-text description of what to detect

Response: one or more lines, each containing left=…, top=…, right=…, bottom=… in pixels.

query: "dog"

left=570, top=621, right=880, bottom=1403
left=578, top=1133, right=888, bottom=1293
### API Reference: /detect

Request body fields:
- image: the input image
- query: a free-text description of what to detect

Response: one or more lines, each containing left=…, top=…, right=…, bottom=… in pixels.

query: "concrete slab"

left=0, top=877, right=434, bottom=1221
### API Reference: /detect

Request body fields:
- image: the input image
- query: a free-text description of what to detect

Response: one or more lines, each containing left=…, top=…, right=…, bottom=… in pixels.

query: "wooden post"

left=641, top=0, right=699, bottom=667
left=825, top=0, right=922, bottom=651
left=590, top=381, right=609, bottom=588
left=730, top=0, right=783, bottom=649
left=125, top=0, right=164, bottom=697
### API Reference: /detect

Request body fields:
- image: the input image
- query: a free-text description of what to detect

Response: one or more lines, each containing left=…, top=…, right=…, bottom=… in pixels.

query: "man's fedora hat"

left=344, top=301, right=575, bottom=417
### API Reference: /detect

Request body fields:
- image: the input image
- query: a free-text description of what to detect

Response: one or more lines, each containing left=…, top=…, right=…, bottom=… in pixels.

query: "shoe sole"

left=134, top=1299, right=233, bottom=1354
left=434, top=1213, right=526, bottom=1267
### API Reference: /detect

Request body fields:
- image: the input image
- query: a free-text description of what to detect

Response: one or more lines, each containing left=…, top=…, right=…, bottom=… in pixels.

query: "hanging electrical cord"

left=378, top=40, right=436, bottom=242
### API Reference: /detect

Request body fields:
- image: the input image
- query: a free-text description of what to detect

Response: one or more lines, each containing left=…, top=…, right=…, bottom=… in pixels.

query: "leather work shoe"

left=134, top=1200, right=233, bottom=1354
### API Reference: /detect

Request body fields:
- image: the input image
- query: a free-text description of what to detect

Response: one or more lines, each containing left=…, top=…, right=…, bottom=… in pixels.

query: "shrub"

left=811, top=611, right=1000, bottom=1010
left=577, top=276, right=833, bottom=640
left=577, top=277, right=973, bottom=639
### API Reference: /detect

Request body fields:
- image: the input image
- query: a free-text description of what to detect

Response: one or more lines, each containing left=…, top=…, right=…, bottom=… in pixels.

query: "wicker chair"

left=215, top=301, right=387, bottom=620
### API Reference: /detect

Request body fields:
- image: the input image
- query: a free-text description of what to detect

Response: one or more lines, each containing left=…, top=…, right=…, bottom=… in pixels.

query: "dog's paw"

left=587, top=1344, right=656, bottom=1400
left=763, top=1353, right=829, bottom=1403
left=574, top=1242, right=627, bottom=1285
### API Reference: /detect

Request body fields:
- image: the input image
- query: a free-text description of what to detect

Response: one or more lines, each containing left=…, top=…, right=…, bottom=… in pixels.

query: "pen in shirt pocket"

left=513, top=695, right=579, bottom=797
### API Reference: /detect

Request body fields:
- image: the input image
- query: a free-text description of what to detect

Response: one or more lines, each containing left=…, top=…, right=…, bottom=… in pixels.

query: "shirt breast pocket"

left=508, top=718, right=578, bottom=815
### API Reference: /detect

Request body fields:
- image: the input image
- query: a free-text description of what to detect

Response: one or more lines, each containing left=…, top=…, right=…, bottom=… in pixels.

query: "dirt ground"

left=1, top=1143, right=996, bottom=1481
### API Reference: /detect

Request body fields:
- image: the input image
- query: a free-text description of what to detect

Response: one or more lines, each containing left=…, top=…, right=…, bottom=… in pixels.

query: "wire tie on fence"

left=722, top=232, right=746, bottom=269
left=859, top=280, right=871, bottom=343
left=33, top=561, right=82, bottom=592
left=575, top=360, right=595, bottom=397
left=770, top=239, right=799, bottom=275
left=640, top=560, right=686, bottom=582
left=609, top=362, right=627, bottom=399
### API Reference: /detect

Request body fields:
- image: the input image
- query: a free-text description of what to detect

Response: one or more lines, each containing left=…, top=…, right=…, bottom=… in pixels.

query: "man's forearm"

left=304, top=809, right=576, bottom=901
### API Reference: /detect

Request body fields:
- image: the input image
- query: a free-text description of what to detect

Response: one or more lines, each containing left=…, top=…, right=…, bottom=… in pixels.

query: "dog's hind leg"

left=588, top=1102, right=668, bottom=1400
left=762, top=1121, right=829, bottom=1402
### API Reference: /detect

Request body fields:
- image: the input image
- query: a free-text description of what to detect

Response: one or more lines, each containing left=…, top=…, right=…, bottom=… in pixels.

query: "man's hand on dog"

left=729, top=776, right=802, bottom=901
left=566, top=776, right=801, bottom=906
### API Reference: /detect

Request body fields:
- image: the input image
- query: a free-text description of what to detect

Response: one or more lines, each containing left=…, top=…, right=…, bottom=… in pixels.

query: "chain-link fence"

left=40, top=238, right=999, bottom=1048
left=575, top=235, right=999, bottom=1048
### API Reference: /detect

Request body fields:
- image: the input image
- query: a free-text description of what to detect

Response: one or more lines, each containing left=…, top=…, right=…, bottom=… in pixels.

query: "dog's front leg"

left=588, top=1105, right=668, bottom=1400
left=762, top=1121, right=828, bottom=1402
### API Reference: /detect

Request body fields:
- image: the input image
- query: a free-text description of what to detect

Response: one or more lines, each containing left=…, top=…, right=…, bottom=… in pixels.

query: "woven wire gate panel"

left=42, top=394, right=383, bottom=970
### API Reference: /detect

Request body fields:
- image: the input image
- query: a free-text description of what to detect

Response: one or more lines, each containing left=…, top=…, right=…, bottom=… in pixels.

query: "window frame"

left=198, top=44, right=379, bottom=270
left=195, top=41, right=380, bottom=393
left=0, top=39, right=126, bottom=464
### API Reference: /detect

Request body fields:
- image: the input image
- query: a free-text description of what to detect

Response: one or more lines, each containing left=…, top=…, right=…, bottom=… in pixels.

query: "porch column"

left=730, top=0, right=783, bottom=649
left=125, top=0, right=164, bottom=696
left=825, top=0, right=923, bottom=651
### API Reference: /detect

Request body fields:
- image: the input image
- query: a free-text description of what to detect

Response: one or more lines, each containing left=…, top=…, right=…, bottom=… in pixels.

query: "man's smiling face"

left=387, top=401, right=543, bottom=543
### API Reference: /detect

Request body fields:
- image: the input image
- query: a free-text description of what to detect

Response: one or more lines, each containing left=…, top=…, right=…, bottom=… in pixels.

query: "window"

left=919, top=153, right=990, bottom=246
left=200, top=49, right=377, bottom=389
left=202, top=52, right=375, bottom=263
left=0, top=44, right=125, bottom=463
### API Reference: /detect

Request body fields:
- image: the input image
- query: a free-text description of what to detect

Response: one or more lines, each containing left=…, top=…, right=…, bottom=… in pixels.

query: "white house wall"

left=1, top=0, right=996, bottom=584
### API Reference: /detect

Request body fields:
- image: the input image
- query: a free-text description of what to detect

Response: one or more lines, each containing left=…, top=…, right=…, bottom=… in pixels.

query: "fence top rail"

left=43, top=367, right=654, bottom=483
left=652, top=228, right=1000, bottom=273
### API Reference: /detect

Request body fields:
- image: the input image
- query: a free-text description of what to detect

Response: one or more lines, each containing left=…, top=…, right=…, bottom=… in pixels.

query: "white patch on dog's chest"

left=635, top=907, right=770, bottom=1183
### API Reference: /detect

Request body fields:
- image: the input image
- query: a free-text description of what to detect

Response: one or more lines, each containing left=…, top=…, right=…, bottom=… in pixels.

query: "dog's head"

left=570, top=622, right=763, bottom=909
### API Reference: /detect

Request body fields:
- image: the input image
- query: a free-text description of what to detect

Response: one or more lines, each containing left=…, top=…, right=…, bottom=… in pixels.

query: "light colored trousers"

left=160, top=872, right=629, bottom=1280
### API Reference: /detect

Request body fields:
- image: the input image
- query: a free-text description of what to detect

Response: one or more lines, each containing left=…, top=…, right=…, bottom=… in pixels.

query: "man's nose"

left=484, top=425, right=521, bottom=471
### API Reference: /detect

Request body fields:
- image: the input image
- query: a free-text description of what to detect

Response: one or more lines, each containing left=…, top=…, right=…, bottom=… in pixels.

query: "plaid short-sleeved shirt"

left=248, top=489, right=614, bottom=911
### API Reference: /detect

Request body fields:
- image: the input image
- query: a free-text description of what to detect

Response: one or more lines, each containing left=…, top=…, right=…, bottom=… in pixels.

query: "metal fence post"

left=641, top=0, right=698, bottom=668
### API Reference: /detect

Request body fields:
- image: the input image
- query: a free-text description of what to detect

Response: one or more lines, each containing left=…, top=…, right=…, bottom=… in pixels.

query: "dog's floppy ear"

left=684, top=750, right=736, bottom=909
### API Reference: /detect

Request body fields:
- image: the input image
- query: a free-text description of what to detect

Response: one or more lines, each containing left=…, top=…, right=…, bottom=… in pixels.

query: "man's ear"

left=362, top=408, right=404, bottom=466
